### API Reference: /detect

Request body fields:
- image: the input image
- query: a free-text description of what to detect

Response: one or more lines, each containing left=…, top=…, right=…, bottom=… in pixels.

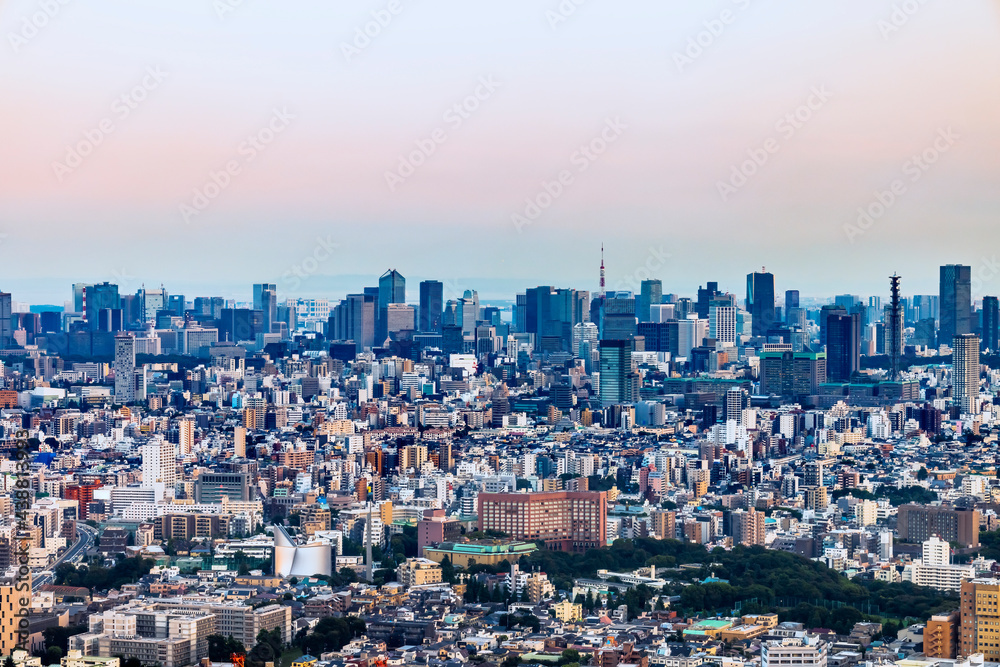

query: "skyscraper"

left=982, top=296, right=999, bottom=352
left=139, top=286, right=168, bottom=324
left=0, top=291, right=11, bottom=349
left=329, top=293, right=376, bottom=351
left=746, top=270, right=775, bottom=337
left=114, top=333, right=135, bottom=404
left=940, top=264, right=972, bottom=344
left=826, top=313, right=861, bottom=382
left=953, top=333, right=980, bottom=415
left=419, top=280, right=444, bottom=332
left=639, top=279, right=662, bottom=323
left=85, top=282, right=120, bottom=330
left=709, top=305, right=737, bottom=344
left=377, top=269, right=406, bottom=341
left=599, top=338, right=633, bottom=406
left=253, top=283, right=277, bottom=333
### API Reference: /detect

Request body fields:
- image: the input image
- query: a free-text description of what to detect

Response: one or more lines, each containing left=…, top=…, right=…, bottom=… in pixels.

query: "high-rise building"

left=139, top=286, right=168, bottom=324
left=826, top=313, right=861, bottom=382
left=940, top=264, right=972, bottom=344
left=329, top=293, right=377, bottom=352
left=419, top=280, right=444, bottom=332
left=983, top=296, right=999, bottom=352
left=141, top=437, right=176, bottom=489
left=386, top=304, right=415, bottom=335
left=759, top=350, right=826, bottom=399
left=572, top=322, right=599, bottom=356
left=377, top=269, right=406, bottom=341
left=732, top=507, right=765, bottom=546
left=168, top=294, right=186, bottom=316
left=114, top=333, right=136, bottom=404
left=599, top=339, right=633, bottom=406
left=253, top=283, right=277, bottom=334
left=784, top=290, right=800, bottom=321
left=746, top=270, right=776, bottom=337
left=953, top=333, right=981, bottom=415
left=219, top=308, right=263, bottom=343
left=234, top=425, right=246, bottom=458
left=960, top=578, right=1000, bottom=660
left=0, top=291, right=11, bottom=349
left=85, top=282, right=120, bottom=330
left=478, top=490, right=606, bottom=552
left=638, top=280, right=662, bottom=323
left=177, top=419, right=194, bottom=456
left=696, top=282, right=721, bottom=319
left=709, top=305, right=737, bottom=344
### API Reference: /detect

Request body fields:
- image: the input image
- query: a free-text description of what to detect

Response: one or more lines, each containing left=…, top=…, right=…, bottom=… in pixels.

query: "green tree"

left=917, top=467, right=928, bottom=481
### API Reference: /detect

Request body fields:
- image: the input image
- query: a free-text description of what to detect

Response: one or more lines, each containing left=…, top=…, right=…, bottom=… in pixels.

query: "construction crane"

left=231, top=653, right=245, bottom=667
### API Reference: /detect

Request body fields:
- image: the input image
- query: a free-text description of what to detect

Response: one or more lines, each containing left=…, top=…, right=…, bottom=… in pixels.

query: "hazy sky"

left=1, top=0, right=999, bottom=304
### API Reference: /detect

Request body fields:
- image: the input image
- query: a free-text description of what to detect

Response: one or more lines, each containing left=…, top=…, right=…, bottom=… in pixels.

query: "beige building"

left=551, top=599, right=582, bottom=623
left=61, top=651, right=120, bottom=667
left=397, top=558, right=442, bottom=588
left=1, top=575, right=30, bottom=655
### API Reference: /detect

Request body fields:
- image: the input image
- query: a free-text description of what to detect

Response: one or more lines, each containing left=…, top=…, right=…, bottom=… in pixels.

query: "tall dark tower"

left=889, top=274, right=904, bottom=381
left=746, top=268, right=776, bottom=337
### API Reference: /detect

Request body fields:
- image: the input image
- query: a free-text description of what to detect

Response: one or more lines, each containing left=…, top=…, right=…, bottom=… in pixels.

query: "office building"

left=572, top=322, right=599, bottom=356
left=599, top=295, right=637, bottom=341
left=897, top=504, right=979, bottom=547
left=328, top=293, right=376, bottom=352
left=709, top=305, right=737, bottom=344
left=599, top=339, right=633, bottom=406
left=477, top=490, right=607, bottom=552
left=639, top=279, right=662, bottom=323
left=953, top=333, right=981, bottom=415
left=195, top=472, right=252, bottom=502
left=386, top=303, right=415, bottom=335
left=983, top=296, right=999, bottom=352
left=85, top=282, right=120, bottom=330
left=746, top=270, right=776, bottom=337
left=940, top=264, right=972, bottom=344
left=377, top=269, right=406, bottom=341
left=220, top=308, right=263, bottom=343
left=0, top=292, right=11, bottom=348
left=253, top=283, right=277, bottom=334
left=759, top=350, right=827, bottom=398
left=419, top=280, right=444, bottom=332
left=826, top=313, right=861, bottom=382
